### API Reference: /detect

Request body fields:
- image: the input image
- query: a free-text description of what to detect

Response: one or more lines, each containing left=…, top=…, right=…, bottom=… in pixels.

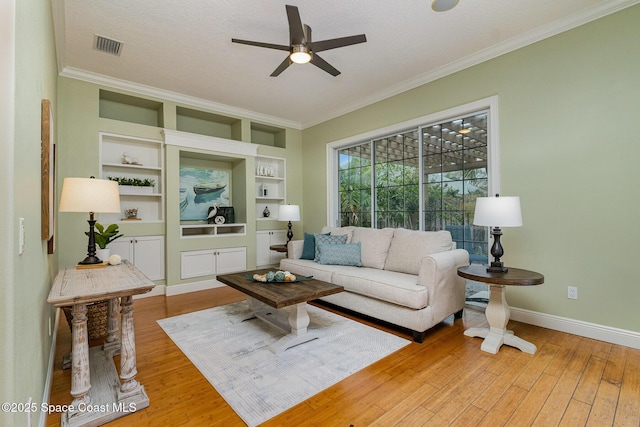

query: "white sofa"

left=280, top=226, right=469, bottom=342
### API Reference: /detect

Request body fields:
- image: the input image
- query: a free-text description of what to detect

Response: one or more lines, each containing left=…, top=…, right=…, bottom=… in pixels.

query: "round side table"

left=458, top=264, right=544, bottom=354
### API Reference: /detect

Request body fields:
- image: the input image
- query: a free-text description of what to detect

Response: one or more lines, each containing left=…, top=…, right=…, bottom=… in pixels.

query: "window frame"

left=326, top=96, right=501, bottom=228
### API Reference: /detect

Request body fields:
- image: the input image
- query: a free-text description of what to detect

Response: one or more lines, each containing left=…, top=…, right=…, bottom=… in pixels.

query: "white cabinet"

left=256, top=230, right=287, bottom=267
left=110, top=236, right=165, bottom=281
left=255, top=156, right=286, bottom=220
left=99, top=132, right=164, bottom=223
left=180, top=247, right=247, bottom=279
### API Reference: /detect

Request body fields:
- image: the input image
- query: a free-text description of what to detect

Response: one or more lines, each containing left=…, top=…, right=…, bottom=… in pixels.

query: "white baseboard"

left=133, top=284, right=166, bottom=299
left=510, top=307, right=640, bottom=350
left=165, top=278, right=226, bottom=297
left=40, top=308, right=60, bottom=427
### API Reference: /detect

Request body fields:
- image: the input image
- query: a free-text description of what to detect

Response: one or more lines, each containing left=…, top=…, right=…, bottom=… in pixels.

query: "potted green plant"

left=107, top=176, right=156, bottom=194
left=85, top=223, right=124, bottom=260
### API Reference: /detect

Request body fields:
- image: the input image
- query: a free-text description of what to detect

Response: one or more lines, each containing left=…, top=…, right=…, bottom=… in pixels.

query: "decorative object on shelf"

left=207, top=204, right=236, bottom=224
left=473, top=194, right=522, bottom=273
left=257, top=164, right=275, bottom=177
left=124, top=208, right=138, bottom=219
left=107, top=176, right=156, bottom=187
left=59, top=177, right=121, bottom=265
left=260, top=183, right=269, bottom=197
left=263, top=206, right=270, bottom=218
left=121, top=152, right=142, bottom=166
left=279, top=204, right=300, bottom=242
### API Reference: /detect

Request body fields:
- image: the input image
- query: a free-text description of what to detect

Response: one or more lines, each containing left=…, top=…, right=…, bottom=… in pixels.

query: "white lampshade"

left=59, top=177, right=121, bottom=213
left=473, top=195, right=522, bottom=227
left=278, top=204, right=300, bottom=222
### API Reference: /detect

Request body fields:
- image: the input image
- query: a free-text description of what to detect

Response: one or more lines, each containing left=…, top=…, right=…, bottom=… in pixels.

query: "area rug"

left=157, top=301, right=410, bottom=426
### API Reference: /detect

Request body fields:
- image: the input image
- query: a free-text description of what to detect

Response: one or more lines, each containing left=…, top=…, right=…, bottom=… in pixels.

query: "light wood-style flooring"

left=46, top=286, right=640, bottom=426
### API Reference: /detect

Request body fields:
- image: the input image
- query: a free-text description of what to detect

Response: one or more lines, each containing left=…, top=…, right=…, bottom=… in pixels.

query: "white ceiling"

left=53, top=0, right=638, bottom=129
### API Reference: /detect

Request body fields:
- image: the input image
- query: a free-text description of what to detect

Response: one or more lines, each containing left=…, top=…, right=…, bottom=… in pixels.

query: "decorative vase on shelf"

left=263, top=206, right=270, bottom=218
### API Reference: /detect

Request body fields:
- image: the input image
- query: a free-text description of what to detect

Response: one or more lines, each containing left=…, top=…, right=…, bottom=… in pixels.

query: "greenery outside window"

left=335, top=110, right=491, bottom=263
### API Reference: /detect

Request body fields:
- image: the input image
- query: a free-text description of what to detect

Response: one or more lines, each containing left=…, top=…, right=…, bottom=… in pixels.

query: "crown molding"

left=301, top=0, right=640, bottom=128
left=59, top=66, right=303, bottom=130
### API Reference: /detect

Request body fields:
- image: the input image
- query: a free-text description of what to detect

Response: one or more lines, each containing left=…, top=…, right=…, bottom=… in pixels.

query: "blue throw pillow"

left=301, top=232, right=330, bottom=260
left=314, top=233, right=348, bottom=262
left=316, top=242, right=362, bottom=267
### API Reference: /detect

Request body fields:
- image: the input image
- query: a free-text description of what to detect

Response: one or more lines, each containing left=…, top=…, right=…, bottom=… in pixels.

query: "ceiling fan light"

left=290, top=45, right=311, bottom=64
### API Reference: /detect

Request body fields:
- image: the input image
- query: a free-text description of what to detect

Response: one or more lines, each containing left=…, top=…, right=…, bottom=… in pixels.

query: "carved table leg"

left=69, top=303, right=91, bottom=410
left=103, top=297, right=121, bottom=355
left=118, top=296, right=141, bottom=399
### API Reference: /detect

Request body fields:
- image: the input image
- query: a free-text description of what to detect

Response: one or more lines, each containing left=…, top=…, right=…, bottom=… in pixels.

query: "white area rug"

left=158, top=301, right=410, bottom=426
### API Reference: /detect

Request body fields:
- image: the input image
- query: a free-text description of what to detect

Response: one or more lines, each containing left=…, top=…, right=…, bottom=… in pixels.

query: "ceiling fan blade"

left=286, top=5, right=306, bottom=44
left=312, top=34, right=367, bottom=52
left=231, top=38, right=290, bottom=51
left=310, top=53, right=340, bottom=76
left=270, top=56, right=292, bottom=77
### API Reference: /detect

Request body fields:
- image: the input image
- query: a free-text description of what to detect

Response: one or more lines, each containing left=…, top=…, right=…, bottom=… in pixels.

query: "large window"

left=334, top=109, right=492, bottom=263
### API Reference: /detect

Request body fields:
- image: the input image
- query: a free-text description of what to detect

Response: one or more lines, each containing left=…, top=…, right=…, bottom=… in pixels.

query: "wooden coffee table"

left=216, top=269, right=343, bottom=354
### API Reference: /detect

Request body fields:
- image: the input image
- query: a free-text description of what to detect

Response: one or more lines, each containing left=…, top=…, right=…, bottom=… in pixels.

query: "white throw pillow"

left=351, top=227, right=395, bottom=269
left=384, top=228, right=454, bottom=275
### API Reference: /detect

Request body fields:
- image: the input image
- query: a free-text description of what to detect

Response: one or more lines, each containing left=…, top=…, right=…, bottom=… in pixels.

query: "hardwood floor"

left=46, top=287, right=640, bottom=426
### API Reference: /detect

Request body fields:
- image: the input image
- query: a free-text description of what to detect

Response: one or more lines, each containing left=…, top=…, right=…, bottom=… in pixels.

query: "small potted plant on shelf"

left=85, top=223, right=124, bottom=260
left=107, top=176, right=156, bottom=194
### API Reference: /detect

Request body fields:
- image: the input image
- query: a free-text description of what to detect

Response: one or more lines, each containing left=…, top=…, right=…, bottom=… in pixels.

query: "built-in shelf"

left=99, top=90, right=164, bottom=127
left=255, top=155, right=286, bottom=220
left=99, top=132, right=164, bottom=223
left=251, top=122, right=286, bottom=148
left=180, top=222, right=246, bottom=238
left=176, top=106, right=242, bottom=141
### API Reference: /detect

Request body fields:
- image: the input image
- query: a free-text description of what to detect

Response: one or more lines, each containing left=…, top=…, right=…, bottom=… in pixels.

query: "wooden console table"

left=458, top=264, right=544, bottom=354
left=48, top=261, right=155, bottom=426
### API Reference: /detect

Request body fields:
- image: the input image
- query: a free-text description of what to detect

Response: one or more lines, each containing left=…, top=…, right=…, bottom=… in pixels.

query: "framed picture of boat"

left=179, top=164, right=230, bottom=220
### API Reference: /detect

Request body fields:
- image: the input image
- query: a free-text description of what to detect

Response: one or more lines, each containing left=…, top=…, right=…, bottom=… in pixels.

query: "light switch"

left=19, top=217, right=25, bottom=255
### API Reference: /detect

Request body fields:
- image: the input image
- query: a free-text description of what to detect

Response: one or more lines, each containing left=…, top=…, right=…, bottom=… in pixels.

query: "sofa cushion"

left=331, top=268, right=429, bottom=310
left=351, top=227, right=395, bottom=269
left=314, top=233, right=348, bottom=261
left=321, top=226, right=356, bottom=243
left=301, top=232, right=330, bottom=260
left=384, top=229, right=455, bottom=275
left=280, top=258, right=355, bottom=283
left=316, top=242, right=362, bottom=267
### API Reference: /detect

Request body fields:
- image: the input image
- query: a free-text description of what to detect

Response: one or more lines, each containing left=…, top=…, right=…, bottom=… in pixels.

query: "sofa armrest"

left=418, top=249, right=469, bottom=323
left=287, top=240, right=304, bottom=260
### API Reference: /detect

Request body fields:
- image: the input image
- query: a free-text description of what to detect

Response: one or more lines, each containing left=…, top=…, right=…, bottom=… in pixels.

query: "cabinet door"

left=109, top=239, right=134, bottom=262
left=216, top=247, right=247, bottom=275
left=133, top=236, right=165, bottom=281
left=256, top=231, right=272, bottom=267
left=181, top=250, right=216, bottom=279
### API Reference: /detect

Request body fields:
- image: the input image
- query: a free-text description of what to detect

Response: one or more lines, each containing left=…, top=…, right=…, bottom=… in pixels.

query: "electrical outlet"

left=568, top=286, right=578, bottom=300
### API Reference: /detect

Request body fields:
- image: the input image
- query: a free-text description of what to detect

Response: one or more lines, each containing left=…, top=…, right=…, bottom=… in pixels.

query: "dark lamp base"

left=487, top=262, right=508, bottom=273
left=78, top=255, right=103, bottom=265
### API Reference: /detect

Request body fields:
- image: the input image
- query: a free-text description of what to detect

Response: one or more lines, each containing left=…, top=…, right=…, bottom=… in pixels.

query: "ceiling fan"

left=231, top=5, right=366, bottom=77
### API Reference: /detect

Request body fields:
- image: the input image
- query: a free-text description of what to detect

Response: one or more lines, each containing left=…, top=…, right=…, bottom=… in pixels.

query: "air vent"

left=94, top=35, right=123, bottom=56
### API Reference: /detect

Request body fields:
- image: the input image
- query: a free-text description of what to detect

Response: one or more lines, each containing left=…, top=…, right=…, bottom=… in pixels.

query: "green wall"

left=0, top=0, right=58, bottom=425
left=301, top=6, right=640, bottom=332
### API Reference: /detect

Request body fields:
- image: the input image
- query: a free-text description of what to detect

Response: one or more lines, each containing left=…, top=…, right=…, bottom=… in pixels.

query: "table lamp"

left=278, top=204, right=300, bottom=242
left=59, top=176, right=121, bottom=265
left=473, top=194, right=522, bottom=273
